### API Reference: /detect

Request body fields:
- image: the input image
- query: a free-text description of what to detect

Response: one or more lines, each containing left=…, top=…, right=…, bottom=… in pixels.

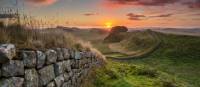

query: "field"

left=73, top=30, right=200, bottom=87
left=1, top=25, right=200, bottom=87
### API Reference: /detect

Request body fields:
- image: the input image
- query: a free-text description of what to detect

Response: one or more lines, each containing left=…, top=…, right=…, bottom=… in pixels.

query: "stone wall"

left=0, top=44, right=104, bottom=87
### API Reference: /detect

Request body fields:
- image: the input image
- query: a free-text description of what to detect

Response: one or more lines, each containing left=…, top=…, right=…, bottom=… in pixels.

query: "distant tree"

left=104, top=26, right=128, bottom=43
left=110, top=26, right=128, bottom=33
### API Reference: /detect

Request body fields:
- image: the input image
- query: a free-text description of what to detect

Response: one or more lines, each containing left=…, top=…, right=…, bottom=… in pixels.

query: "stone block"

left=46, top=50, right=57, bottom=65
left=38, top=65, right=55, bottom=86
left=69, top=49, right=75, bottom=59
left=63, top=60, right=71, bottom=72
left=54, top=62, right=65, bottom=76
left=25, top=69, right=39, bottom=87
left=71, top=60, right=80, bottom=69
left=54, top=74, right=65, bottom=87
left=63, top=73, right=70, bottom=81
left=62, top=82, right=71, bottom=87
left=47, top=81, right=56, bottom=87
left=75, top=51, right=81, bottom=60
left=0, top=77, right=24, bottom=87
left=56, top=48, right=64, bottom=61
left=2, top=60, right=24, bottom=77
left=0, top=44, right=16, bottom=63
left=36, top=51, right=46, bottom=69
left=62, top=48, right=70, bottom=60
left=22, top=51, right=36, bottom=68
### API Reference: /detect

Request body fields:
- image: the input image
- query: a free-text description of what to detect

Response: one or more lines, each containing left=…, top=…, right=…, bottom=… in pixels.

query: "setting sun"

left=105, top=22, right=113, bottom=28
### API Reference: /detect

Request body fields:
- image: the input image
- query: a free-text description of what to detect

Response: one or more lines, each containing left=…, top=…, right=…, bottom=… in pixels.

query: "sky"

left=0, top=0, right=200, bottom=28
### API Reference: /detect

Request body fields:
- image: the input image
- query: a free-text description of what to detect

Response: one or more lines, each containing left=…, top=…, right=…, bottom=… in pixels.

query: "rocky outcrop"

left=0, top=44, right=104, bottom=87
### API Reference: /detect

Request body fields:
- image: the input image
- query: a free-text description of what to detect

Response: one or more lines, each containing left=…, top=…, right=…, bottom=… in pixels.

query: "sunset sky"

left=0, top=0, right=200, bottom=28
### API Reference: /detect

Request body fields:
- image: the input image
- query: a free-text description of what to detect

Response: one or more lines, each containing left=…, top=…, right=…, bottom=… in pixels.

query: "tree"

left=104, top=26, right=128, bottom=43
left=110, top=26, right=128, bottom=33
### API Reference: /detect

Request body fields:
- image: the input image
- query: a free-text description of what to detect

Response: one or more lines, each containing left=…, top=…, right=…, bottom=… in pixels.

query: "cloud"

left=83, top=13, right=99, bottom=16
left=126, top=13, right=146, bottom=20
left=138, top=0, right=179, bottom=6
left=192, top=13, right=200, bottom=15
left=106, top=0, right=179, bottom=6
left=183, top=0, right=200, bottom=9
left=150, top=13, right=173, bottom=17
left=126, top=13, right=174, bottom=20
left=25, top=0, right=57, bottom=6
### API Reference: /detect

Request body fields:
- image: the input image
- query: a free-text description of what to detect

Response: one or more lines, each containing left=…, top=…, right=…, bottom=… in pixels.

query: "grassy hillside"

left=58, top=28, right=200, bottom=87
left=108, top=30, right=159, bottom=57
left=0, top=26, right=98, bottom=52
left=129, top=33, right=200, bottom=86
left=120, top=30, right=156, bottom=51
left=91, top=32, right=200, bottom=87
left=69, top=29, right=112, bottom=53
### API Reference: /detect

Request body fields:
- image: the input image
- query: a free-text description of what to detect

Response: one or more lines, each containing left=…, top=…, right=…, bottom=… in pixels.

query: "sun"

left=105, top=22, right=113, bottom=28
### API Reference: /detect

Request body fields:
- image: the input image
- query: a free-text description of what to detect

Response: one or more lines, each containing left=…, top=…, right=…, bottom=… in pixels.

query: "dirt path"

left=106, top=31, right=162, bottom=60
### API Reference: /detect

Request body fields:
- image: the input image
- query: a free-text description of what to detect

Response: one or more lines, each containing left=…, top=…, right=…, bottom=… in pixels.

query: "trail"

left=106, top=31, right=162, bottom=61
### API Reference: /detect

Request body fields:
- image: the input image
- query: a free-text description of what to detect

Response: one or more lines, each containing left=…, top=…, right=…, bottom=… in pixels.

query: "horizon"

left=56, top=25, right=200, bottom=29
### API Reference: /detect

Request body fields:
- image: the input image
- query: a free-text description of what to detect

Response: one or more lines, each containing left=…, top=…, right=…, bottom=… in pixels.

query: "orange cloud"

left=25, top=0, right=57, bottom=6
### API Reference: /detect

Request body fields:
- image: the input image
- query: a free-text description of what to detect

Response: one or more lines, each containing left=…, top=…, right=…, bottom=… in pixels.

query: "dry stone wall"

left=0, top=44, right=103, bottom=87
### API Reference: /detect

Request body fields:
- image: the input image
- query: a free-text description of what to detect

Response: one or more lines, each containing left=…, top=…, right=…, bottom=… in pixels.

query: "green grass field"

left=91, top=32, right=200, bottom=87
left=69, top=29, right=200, bottom=87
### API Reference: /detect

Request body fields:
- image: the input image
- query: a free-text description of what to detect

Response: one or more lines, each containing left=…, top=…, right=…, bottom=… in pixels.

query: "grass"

left=90, top=31, right=200, bottom=87
left=128, top=33, right=200, bottom=87
left=95, top=30, right=160, bottom=58
left=0, top=24, right=95, bottom=51
left=120, top=30, right=157, bottom=51
left=38, top=28, right=200, bottom=87
left=69, top=29, right=200, bottom=87
left=92, top=60, right=185, bottom=87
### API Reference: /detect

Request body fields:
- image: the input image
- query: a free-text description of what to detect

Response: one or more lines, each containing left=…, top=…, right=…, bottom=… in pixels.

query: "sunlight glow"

left=105, top=22, right=113, bottom=28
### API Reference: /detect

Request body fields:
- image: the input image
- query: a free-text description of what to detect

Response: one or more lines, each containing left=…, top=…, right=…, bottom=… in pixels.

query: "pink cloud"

left=104, top=0, right=179, bottom=7
left=25, top=0, right=58, bottom=6
left=183, top=0, right=200, bottom=9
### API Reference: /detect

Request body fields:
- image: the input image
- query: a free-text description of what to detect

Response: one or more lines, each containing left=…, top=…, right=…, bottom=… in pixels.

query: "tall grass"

left=0, top=24, right=106, bottom=65
left=0, top=24, right=94, bottom=51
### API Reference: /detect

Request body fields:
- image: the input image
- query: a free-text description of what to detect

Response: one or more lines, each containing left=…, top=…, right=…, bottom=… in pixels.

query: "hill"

left=90, top=31, right=200, bottom=87
left=153, top=28, right=200, bottom=36
left=54, top=27, right=200, bottom=87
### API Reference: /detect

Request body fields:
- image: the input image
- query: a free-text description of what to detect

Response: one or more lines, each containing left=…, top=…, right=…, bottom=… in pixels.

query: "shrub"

left=135, top=67, right=159, bottom=78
